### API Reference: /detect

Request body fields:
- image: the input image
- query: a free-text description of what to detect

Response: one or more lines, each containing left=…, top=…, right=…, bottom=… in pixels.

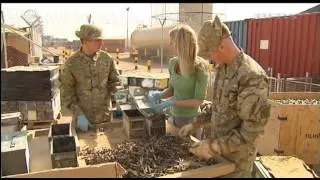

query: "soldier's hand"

left=77, top=114, right=93, bottom=132
left=179, top=123, right=196, bottom=138
left=189, top=139, right=217, bottom=160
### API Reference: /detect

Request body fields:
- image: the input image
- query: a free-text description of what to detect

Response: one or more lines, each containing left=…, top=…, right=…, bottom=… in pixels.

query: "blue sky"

left=2, top=3, right=318, bottom=41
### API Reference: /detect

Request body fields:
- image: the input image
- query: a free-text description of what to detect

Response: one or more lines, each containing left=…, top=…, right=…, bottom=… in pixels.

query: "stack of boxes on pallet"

left=1, top=66, right=61, bottom=129
left=48, top=123, right=78, bottom=169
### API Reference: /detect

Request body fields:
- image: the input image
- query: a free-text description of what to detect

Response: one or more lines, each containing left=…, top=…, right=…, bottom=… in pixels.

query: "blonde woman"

left=149, top=24, right=209, bottom=135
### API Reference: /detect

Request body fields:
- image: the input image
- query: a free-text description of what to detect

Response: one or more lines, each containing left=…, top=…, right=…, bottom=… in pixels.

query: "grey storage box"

left=1, top=112, right=22, bottom=135
left=1, top=131, right=30, bottom=176
left=50, top=136, right=78, bottom=169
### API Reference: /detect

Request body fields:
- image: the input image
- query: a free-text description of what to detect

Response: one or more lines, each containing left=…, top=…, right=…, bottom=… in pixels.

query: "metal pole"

left=1, top=10, right=8, bottom=68
left=159, top=17, right=166, bottom=73
left=126, top=7, right=130, bottom=51
left=201, top=3, right=204, bottom=25
left=150, top=4, right=152, bottom=26
left=161, top=25, right=164, bottom=73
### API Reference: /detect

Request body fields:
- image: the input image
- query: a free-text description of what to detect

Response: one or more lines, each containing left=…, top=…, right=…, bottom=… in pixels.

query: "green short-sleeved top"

left=168, top=56, right=209, bottom=117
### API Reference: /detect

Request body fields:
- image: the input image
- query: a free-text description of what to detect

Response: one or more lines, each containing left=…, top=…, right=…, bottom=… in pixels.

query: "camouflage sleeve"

left=60, top=61, right=82, bottom=114
left=107, top=57, right=121, bottom=94
left=209, top=74, right=271, bottom=155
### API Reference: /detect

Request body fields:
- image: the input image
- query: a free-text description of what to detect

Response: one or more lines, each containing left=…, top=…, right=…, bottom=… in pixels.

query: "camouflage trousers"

left=221, top=148, right=257, bottom=178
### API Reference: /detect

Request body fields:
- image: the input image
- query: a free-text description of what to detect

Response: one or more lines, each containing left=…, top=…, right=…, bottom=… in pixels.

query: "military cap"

left=75, top=24, right=104, bottom=40
left=198, top=16, right=231, bottom=58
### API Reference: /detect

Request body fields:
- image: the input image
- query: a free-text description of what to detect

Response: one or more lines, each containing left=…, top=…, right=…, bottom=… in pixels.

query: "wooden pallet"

left=24, top=120, right=56, bottom=130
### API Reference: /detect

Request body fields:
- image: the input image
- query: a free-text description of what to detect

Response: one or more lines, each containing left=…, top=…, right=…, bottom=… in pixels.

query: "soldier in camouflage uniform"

left=179, top=16, right=271, bottom=177
left=60, top=24, right=120, bottom=131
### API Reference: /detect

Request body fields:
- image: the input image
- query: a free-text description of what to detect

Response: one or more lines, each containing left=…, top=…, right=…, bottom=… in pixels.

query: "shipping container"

left=247, top=13, right=320, bottom=78
left=224, top=20, right=248, bottom=52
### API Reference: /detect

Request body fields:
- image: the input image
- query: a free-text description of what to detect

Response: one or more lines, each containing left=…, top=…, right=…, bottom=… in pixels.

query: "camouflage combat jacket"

left=198, top=51, right=271, bottom=177
left=61, top=49, right=120, bottom=125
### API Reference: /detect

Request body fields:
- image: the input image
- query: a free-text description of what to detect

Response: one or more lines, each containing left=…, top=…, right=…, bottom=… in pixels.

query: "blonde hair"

left=169, top=26, right=179, bottom=42
left=175, top=24, right=198, bottom=77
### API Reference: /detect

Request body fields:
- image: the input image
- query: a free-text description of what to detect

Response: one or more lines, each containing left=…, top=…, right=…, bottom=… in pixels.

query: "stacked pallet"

left=1, top=66, right=61, bottom=129
left=1, top=66, right=60, bottom=101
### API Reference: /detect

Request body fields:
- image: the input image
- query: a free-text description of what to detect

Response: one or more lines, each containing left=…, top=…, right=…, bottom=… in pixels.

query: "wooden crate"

left=48, top=122, right=72, bottom=140
left=5, top=121, right=237, bottom=178
left=122, top=109, right=146, bottom=139
left=258, top=92, right=320, bottom=165
left=50, top=136, right=78, bottom=169
left=145, top=114, right=166, bottom=137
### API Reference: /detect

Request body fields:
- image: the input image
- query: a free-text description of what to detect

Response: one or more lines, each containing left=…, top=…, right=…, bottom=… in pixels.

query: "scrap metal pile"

left=274, top=99, right=320, bottom=105
left=79, top=135, right=217, bottom=178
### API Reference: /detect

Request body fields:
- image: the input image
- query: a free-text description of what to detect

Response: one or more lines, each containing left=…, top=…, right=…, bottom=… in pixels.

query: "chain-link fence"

left=266, top=67, right=320, bottom=93
left=268, top=77, right=320, bottom=92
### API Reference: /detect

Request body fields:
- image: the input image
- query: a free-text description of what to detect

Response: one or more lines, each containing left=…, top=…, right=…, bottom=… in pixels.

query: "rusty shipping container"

left=247, top=13, right=320, bottom=78
left=224, top=19, right=248, bottom=53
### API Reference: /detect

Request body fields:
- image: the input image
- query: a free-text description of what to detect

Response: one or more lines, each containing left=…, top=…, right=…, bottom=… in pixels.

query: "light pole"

left=1, top=10, right=7, bottom=68
left=159, top=17, right=167, bottom=73
left=126, top=7, right=130, bottom=51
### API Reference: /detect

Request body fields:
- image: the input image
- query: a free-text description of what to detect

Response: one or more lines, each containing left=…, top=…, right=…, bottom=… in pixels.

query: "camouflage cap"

left=75, top=24, right=104, bottom=40
left=198, top=16, right=231, bottom=58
